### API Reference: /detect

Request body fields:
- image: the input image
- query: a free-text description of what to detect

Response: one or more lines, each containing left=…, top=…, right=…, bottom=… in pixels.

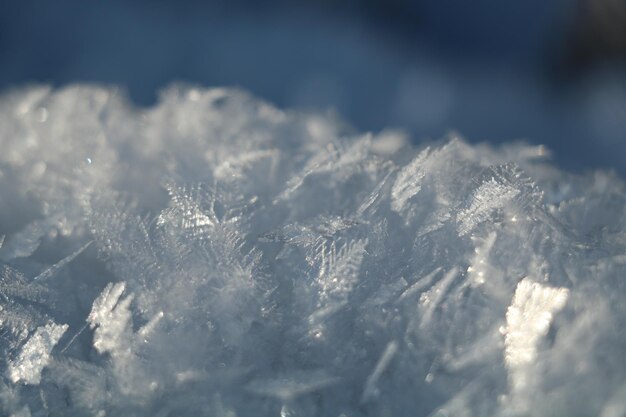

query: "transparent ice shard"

left=316, top=239, right=367, bottom=304
left=357, top=168, right=394, bottom=218
left=397, top=267, right=442, bottom=303
left=419, top=268, right=460, bottom=328
left=361, top=340, right=398, bottom=403
left=246, top=370, right=341, bottom=402
left=457, top=178, right=520, bottom=236
left=33, top=240, right=92, bottom=282
left=275, top=136, right=371, bottom=202
left=160, top=182, right=218, bottom=238
left=391, top=147, right=430, bottom=215
left=260, top=215, right=360, bottom=245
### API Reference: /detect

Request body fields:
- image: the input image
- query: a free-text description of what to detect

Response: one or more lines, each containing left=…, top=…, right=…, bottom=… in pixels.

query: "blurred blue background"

left=1, top=0, right=624, bottom=174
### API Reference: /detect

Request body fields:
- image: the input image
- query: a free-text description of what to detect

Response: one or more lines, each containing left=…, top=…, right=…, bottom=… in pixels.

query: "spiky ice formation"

left=0, top=85, right=624, bottom=417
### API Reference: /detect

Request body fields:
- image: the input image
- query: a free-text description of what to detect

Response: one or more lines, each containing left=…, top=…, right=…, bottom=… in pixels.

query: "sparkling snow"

left=0, top=85, right=624, bottom=416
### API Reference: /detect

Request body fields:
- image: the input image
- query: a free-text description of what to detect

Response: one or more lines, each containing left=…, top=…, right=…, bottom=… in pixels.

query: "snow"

left=0, top=85, right=625, bottom=416
left=502, top=278, right=569, bottom=412
left=8, top=322, right=68, bottom=385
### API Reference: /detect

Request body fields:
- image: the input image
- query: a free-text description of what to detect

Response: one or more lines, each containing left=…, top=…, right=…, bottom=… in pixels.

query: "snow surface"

left=0, top=85, right=625, bottom=416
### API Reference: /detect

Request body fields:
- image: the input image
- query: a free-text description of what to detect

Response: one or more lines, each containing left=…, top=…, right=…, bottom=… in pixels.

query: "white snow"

left=0, top=85, right=624, bottom=416
left=503, top=278, right=569, bottom=401
left=8, top=322, right=68, bottom=385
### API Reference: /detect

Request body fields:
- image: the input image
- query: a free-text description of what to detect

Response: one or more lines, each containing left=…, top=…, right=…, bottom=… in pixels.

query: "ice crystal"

left=0, top=85, right=624, bottom=416
left=8, top=322, right=68, bottom=385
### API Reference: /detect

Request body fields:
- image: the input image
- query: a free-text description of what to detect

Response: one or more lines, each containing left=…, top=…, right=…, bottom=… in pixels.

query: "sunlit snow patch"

left=503, top=278, right=569, bottom=397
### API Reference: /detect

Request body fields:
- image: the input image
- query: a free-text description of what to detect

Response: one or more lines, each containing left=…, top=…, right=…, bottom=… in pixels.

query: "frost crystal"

left=8, top=322, right=68, bottom=385
left=457, top=178, right=520, bottom=236
left=87, top=281, right=131, bottom=355
left=504, top=278, right=569, bottom=371
left=503, top=278, right=569, bottom=408
left=0, top=85, right=624, bottom=416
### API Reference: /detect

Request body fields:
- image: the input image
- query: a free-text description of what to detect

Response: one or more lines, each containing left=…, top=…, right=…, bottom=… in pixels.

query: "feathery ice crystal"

left=0, top=85, right=625, bottom=416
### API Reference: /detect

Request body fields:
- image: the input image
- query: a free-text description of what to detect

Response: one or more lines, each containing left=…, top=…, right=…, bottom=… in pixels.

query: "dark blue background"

left=1, top=0, right=624, bottom=174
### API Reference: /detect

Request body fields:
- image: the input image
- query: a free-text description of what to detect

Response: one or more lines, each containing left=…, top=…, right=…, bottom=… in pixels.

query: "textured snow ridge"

left=0, top=85, right=625, bottom=417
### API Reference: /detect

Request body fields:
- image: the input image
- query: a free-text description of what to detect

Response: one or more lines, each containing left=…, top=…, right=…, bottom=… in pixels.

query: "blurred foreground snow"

left=0, top=85, right=625, bottom=416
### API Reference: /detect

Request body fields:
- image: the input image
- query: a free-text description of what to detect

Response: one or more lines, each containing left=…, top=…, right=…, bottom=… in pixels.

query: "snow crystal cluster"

left=0, top=85, right=625, bottom=417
